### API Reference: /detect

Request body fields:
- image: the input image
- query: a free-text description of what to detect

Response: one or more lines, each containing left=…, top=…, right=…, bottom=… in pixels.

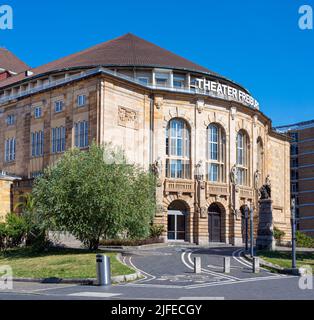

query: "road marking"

left=127, top=257, right=156, bottom=283
left=186, top=274, right=295, bottom=290
left=68, top=292, right=122, bottom=298
left=178, top=297, right=225, bottom=300
left=185, top=251, right=240, bottom=281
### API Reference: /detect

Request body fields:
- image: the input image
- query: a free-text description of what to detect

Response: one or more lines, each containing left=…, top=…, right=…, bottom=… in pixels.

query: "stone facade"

left=0, top=67, right=291, bottom=245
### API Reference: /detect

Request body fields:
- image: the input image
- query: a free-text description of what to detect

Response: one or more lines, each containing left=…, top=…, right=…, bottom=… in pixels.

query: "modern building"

left=276, top=120, right=314, bottom=237
left=0, top=33, right=291, bottom=245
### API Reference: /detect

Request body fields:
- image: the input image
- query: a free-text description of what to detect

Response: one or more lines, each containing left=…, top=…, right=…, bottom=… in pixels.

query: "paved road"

left=0, top=246, right=313, bottom=300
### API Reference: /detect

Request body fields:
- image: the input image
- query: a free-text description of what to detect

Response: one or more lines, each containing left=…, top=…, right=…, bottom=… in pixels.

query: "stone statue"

left=254, top=170, right=260, bottom=190
left=259, top=175, right=271, bottom=200
left=230, top=165, right=238, bottom=185
left=152, top=157, right=162, bottom=178
left=195, top=160, right=204, bottom=181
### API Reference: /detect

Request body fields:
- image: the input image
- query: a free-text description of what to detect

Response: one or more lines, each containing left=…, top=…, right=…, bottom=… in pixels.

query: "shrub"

left=0, top=223, right=6, bottom=250
left=150, top=224, right=165, bottom=239
left=5, top=213, right=28, bottom=248
left=273, top=227, right=285, bottom=245
left=296, top=231, right=314, bottom=248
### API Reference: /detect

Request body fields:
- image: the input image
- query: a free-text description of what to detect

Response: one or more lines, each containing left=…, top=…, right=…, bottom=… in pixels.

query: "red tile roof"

left=0, top=48, right=29, bottom=74
left=0, top=33, right=221, bottom=89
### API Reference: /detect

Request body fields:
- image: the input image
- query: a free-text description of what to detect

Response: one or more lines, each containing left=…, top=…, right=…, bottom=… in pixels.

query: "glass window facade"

left=31, top=131, right=44, bottom=157
left=74, top=121, right=89, bottom=148
left=5, top=137, right=16, bottom=162
left=51, top=126, right=66, bottom=153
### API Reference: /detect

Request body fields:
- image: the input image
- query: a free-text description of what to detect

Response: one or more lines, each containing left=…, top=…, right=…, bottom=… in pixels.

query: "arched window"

left=207, top=124, right=226, bottom=182
left=166, top=118, right=191, bottom=179
left=236, top=130, right=250, bottom=186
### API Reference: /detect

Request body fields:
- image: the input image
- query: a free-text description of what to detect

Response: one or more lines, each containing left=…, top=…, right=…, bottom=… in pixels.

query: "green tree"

left=32, top=143, right=156, bottom=250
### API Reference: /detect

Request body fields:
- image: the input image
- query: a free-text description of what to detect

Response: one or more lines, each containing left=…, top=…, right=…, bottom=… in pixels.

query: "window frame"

left=236, top=130, right=250, bottom=186
left=206, top=124, right=226, bottom=183
left=165, top=118, right=191, bottom=180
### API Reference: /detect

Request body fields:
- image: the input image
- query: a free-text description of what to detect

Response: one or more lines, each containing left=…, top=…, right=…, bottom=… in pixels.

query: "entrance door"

left=208, top=204, right=222, bottom=242
left=168, top=210, right=186, bottom=241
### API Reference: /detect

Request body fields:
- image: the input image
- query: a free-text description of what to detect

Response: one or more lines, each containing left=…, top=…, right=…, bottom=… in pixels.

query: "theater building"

left=0, top=33, right=291, bottom=245
left=276, top=120, right=314, bottom=237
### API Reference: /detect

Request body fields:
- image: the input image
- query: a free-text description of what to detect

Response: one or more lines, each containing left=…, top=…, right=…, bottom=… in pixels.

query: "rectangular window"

left=6, top=115, right=15, bottom=126
left=4, top=137, right=16, bottom=162
left=74, top=121, right=89, bottom=148
left=155, top=73, right=169, bottom=87
left=31, top=131, right=44, bottom=157
left=34, top=106, right=42, bottom=119
left=137, top=77, right=149, bottom=85
left=208, top=164, right=219, bottom=182
left=77, top=95, right=86, bottom=107
left=54, top=100, right=64, bottom=113
left=173, top=75, right=185, bottom=88
left=51, top=126, right=66, bottom=153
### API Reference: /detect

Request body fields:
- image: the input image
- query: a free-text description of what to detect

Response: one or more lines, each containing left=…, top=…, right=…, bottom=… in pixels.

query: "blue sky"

left=1, top=0, right=313, bottom=126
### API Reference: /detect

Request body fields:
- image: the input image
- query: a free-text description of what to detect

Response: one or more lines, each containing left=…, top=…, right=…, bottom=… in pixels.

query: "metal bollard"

left=253, top=257, right=260, bottom=273
left=224, top=257, right=231, bottom=274
left=96, top=254, right=111, bottom=286
left=194, top=257, right=201, bottom=274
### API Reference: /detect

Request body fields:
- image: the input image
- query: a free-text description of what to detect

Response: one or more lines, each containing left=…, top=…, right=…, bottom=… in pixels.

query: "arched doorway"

left=208, top=203, right=222, bottom=242
left=168, top=201, right=188, bottom=241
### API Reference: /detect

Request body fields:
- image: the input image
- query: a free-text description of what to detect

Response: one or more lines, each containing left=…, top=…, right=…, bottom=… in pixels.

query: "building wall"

left=0, top=178, right=13, bottom=221
left=0, top=73, right=292, bottom=244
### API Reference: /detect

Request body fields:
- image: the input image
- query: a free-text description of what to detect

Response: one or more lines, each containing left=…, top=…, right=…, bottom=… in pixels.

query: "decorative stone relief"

left=154, top=96, right=163, bottom=110
left=155, top=204, right=164, bottom=217
left=196, top=99, right=205, bottom=114
left=118, top=106, right=139, bottom=130
left=200, top=207, right=207, bottom=219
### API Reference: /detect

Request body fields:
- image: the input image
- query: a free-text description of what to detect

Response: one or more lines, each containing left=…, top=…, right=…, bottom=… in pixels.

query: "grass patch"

left=0, top=247, right=134, bottom=279
left=257, top=250, right=314, bottom=273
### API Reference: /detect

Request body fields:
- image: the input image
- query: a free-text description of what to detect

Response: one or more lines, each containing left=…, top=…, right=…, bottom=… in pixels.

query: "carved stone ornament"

left=118, top=106, right=139, bottom=129
left=196, top=99, right=205, bottom=114
left=154, top=97, right=163, bottom=110
left=200, top=207, right=207, bottom=218
left=155, top=204, right=164, bottom=217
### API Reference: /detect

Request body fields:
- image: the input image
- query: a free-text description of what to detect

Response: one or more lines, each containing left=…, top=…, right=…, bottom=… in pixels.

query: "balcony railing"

left=164, top=179, right=195, bottom=194
left=206, top=183, right=229, bottom=197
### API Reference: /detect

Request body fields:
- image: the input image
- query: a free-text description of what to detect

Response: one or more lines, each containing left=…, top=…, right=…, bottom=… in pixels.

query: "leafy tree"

left=32, top=143, right=156, bottom=250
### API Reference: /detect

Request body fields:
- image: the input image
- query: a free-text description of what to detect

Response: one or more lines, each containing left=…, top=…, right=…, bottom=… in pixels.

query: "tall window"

left=51, top=126, right=66, bottom=153
left=207, top=124, right=225, bottom=182
left=5, top=137, right=16, bottom=162
left=236, top=130, right=249, bottom=186
left=166, top=118, right=191, bottom=179
left=31, top=131, right=44, bottom=157
left=74, top=121, right=89, bottom=148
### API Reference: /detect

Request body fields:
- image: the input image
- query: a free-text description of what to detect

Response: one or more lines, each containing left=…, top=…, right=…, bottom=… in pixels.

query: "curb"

left=12, top=272, right=142, bottom=285
left=242, top=253, right=302, bottom=276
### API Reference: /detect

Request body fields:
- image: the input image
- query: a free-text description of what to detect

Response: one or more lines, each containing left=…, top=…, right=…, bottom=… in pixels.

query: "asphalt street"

left=0, top=246, right=313, bottom=300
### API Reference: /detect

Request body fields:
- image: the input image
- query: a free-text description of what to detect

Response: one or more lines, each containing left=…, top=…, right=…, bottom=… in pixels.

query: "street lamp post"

left=245, top=207, right=249, bottom=252
left=250, top=205, right=254, bottom=257
left=291, top=198, right=297, bottom=270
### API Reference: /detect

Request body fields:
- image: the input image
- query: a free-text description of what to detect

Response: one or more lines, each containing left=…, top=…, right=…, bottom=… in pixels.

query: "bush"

left=99, top=238, right=164, bottom=247
left=296, top=231, right=314, bottom=248
left=273, top=227, right=285, bottom=245
left=5, top=213, right=28, bottom=248
left=150, top=224, right=165, bottom=239
left=0, top=223, right=6, bottom=250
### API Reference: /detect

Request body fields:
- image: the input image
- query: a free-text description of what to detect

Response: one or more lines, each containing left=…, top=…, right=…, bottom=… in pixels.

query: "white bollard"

left=224, top=257, right=231, bottom=274
left=194, top=257, right=201, bottom=274
left=253, top=257, right=260, bottom=273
